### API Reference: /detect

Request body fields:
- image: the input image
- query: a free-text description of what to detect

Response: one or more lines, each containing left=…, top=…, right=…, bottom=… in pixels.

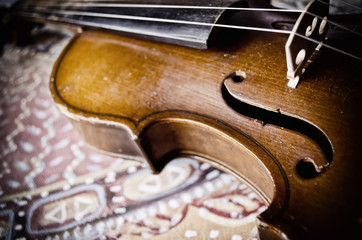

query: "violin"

left=5, top=0, right=362, bottom=239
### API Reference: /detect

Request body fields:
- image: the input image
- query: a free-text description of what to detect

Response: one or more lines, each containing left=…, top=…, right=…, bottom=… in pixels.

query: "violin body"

left=50, top=29, right=362, bottom=239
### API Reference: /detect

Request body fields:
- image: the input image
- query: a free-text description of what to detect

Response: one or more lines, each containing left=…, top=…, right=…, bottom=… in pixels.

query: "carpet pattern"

left=0, top=26, right=265, bottom=240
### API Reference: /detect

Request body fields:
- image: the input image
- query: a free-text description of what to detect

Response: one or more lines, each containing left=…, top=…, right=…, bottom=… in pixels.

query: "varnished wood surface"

left=51, top=30, right=362, bottom=239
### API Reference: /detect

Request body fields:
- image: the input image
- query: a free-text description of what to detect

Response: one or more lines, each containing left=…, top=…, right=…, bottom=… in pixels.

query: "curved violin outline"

left=50, top=34, right=295, bottom=238
left=49, top=27, right=362, bottom=239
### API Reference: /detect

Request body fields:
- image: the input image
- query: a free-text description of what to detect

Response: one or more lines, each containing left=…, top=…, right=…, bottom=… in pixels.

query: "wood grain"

left=50, top=30, right=362, bottom=239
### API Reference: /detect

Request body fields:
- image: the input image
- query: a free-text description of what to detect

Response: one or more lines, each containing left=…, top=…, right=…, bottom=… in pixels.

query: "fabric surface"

left=0, top=26, right=265, bottom=240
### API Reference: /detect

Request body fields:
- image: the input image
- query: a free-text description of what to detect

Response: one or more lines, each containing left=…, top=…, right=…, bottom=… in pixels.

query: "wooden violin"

left=5, top=0, right=362, bottom=239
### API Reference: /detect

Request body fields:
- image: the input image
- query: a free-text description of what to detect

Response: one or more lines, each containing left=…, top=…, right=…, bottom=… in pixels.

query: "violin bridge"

left=285, top=0, right=329, bottom=88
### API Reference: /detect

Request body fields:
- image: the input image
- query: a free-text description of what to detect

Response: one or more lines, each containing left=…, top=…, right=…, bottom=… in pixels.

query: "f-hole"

left=222, top=78, right=333, bottom=178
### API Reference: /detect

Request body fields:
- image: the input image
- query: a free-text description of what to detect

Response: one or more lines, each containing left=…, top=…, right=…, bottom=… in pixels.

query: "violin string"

left=27, top=0, right=362, bottom=11
left=23, top=3, right=304, bottom=13
left=316, top=0, right=362, bottom=14
left=22, top=2, right=361, bottom=34
left=21, top=0, right=362, bottom=19
left=15, top=9, right=361, bottom=61
left=20, top=4, right=362, bottom=37
left=15, top=11, right=214, bottom=42
left=322, top=0, right=362, bottom=11
left=306, top=11, right=362, bottom=37
left=16, top=9, right=290, bottom=34
left=60, top=0, right=361, bottom=10
left=319, top=1, right=362, bottom=22
left=24, top=0, right=362, bottom=10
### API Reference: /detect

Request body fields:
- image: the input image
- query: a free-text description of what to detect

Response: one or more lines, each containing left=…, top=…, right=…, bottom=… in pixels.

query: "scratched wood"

left=50, top=30, right=362, bottom=239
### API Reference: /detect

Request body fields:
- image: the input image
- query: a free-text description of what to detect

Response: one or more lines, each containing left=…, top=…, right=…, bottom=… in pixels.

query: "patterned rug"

left=0, top=26, right=265, bottom=240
